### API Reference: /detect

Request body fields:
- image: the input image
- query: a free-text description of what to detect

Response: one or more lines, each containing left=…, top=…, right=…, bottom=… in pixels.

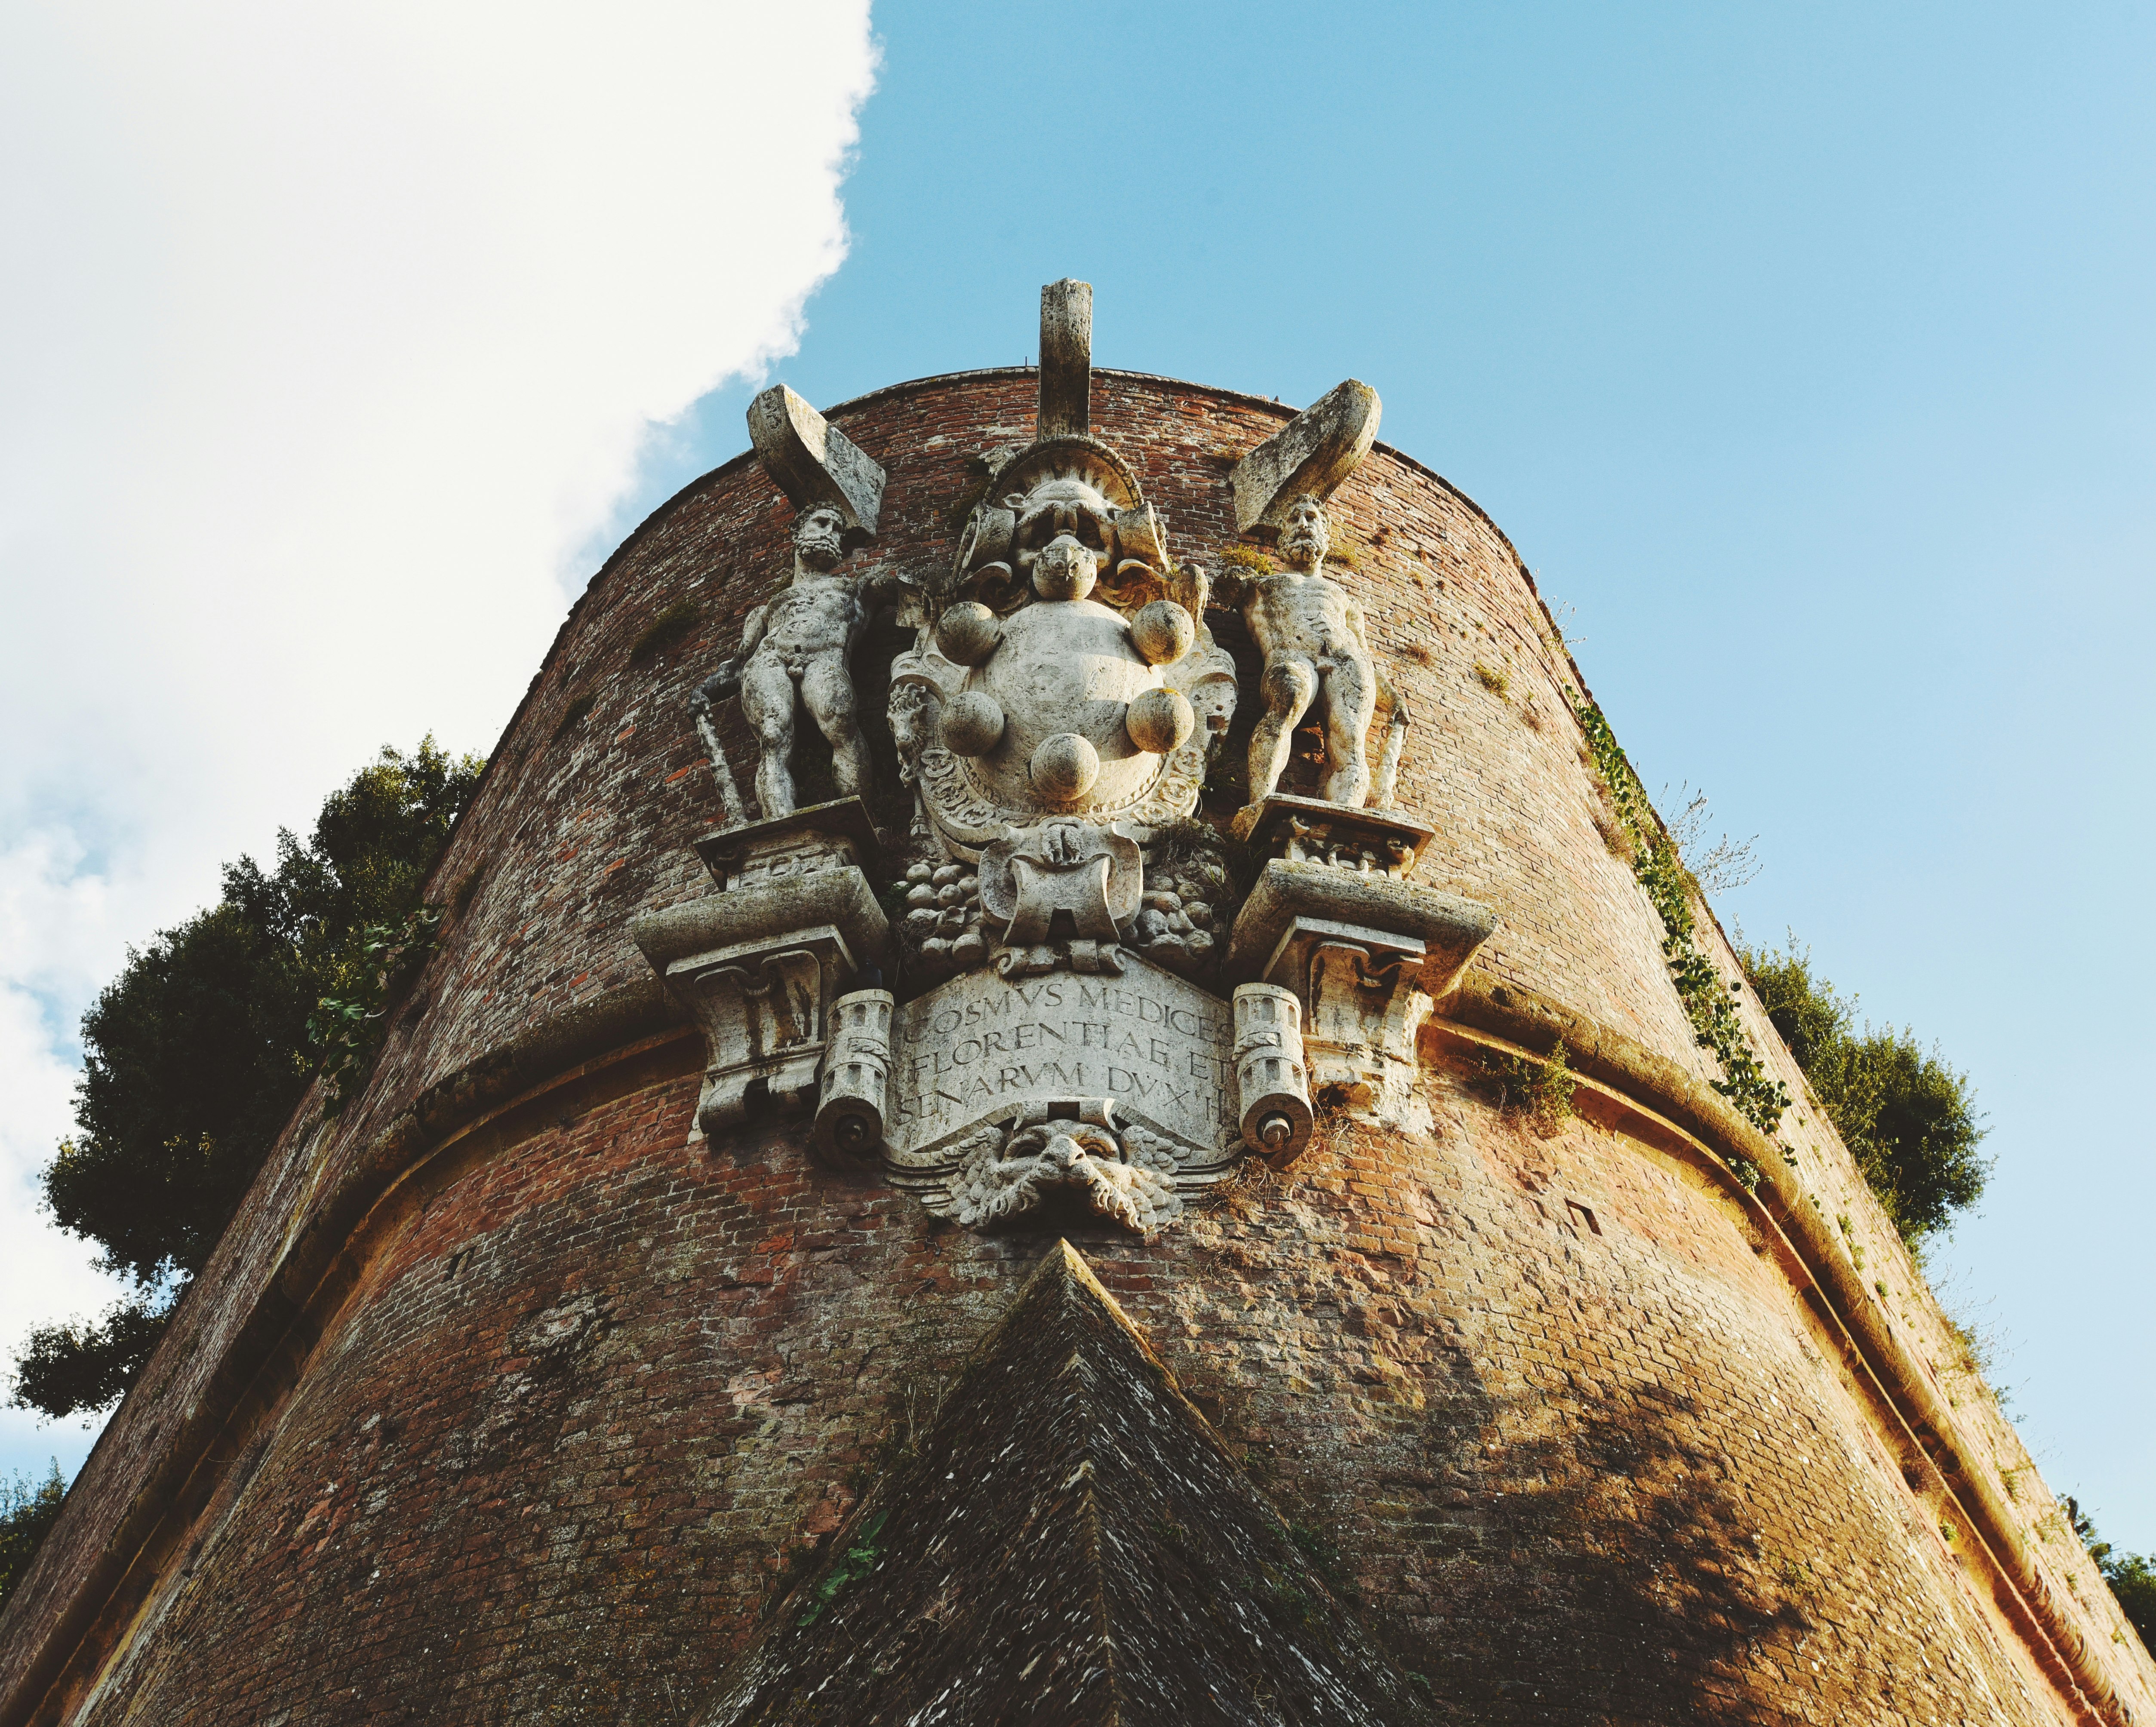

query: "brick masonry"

left=3, top=370, right=2149, bottom=1726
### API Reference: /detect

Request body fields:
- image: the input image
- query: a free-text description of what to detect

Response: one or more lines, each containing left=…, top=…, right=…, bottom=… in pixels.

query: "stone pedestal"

left=1226, top=798, right=1495, bottom=1130
left=631, top=798, right=889, bottom=1142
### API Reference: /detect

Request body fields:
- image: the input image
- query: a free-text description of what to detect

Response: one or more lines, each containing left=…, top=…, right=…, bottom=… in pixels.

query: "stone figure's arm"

left=692, top=602, right=768, bottom=715
left=1343, top=592, right=1376, bottom=653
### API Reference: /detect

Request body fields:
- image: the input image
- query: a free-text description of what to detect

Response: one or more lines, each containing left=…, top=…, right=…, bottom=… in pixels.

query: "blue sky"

left=607, top=0, right=2156, bottom=1543
left=6, top=0, right=2150, bottom=1554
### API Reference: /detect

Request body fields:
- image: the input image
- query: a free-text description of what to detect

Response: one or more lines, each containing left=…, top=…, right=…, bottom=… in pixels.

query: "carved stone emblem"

left=640, top=282, right=1509, bottom=1229
left=890, top=284, right=1235, bottom=866
left=892, top=442, right=1234, bottom=859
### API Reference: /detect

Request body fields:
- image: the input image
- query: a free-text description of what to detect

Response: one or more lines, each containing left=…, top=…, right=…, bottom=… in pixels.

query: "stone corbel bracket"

left=746, top=383, right=886, bottom=538
left=1230, top=378, right=1382, bottom=535
left=631, top=810, right=889, bottom=1144
left=1225, top=860, right=1496, bottom=1132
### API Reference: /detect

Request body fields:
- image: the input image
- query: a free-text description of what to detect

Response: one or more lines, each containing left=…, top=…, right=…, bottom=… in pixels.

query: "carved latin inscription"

left=884, top=959, right=1238, bottom=1165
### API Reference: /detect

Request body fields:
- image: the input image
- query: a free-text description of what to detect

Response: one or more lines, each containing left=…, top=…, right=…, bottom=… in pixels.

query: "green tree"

left=2067, top=1497, right=2156, bottom=1647
left=10, top=740, right=483, bottom=1424
left=0, top=1463, right=68, bottom=1609
left=1741, top=942, right=1989, bottom=1246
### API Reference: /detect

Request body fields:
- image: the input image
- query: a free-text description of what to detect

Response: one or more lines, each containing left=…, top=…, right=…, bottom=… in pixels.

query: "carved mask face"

left=1008, top=477, right=1111, bottom=600
left=795, top=505, right=847, bottom=572
left=1279, top=494, right=1330, bottom=570
left=944, top=1114, right=1178, bottom=1235
left=1006, top=1121, right=1124, bottom=1179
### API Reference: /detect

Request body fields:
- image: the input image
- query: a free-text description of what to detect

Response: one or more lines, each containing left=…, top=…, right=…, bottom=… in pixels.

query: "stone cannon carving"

left=1232, top=982, right=1314, bottom=1164
left=813, top=986, right=895, bottom=1169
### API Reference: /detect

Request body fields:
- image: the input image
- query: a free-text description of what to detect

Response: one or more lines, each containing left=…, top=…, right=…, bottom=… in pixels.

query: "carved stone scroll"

left=746, top=383, right=886, bottom=536
left=880, top=955, right=1241, bottom=1190
left=1230, top=379, right=1381, bottom=535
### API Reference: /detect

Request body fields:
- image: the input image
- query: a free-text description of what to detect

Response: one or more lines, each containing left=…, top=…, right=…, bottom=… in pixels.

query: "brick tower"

left=3, top=285, right=2149, bottom=1726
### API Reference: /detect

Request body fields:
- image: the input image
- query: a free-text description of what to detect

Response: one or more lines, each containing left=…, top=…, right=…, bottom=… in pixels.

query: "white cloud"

left=0, top=0, right=878, bottom=1466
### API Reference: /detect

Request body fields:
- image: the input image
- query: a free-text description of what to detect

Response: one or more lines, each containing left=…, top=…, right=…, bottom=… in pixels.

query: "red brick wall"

left=6, top=369, right=2147, bottom=1726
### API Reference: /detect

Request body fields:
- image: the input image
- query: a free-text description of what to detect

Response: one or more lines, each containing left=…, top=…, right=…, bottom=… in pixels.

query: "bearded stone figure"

left=1238, top=492, right=1400, bottom=816
left=698, top=502, right=898, bottom=820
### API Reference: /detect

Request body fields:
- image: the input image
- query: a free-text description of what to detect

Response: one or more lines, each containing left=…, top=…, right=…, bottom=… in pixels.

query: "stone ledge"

left=1224, top=859, right=1496, bottom=993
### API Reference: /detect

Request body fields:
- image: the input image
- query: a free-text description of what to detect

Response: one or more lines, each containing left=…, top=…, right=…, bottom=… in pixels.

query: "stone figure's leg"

left=1319, top=653, right=1378, bottom=808
left=1246, top=655, right=1318, bottom=805
left=738, top=656, right=799, bottom=817
left=803, top=653, right=873, bottom=799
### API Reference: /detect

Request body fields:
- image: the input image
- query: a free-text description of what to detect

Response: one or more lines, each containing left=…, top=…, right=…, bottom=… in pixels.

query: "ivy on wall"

left=1569, top=691, right=1790, bottom=1148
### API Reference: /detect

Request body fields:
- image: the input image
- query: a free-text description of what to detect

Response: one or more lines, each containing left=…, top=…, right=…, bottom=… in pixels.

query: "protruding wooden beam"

left=1229, top=379, right=1382, bottom=534
left=746, top=384, right=885, bottom=535
left=1037, top=279, right=1092, bottom=439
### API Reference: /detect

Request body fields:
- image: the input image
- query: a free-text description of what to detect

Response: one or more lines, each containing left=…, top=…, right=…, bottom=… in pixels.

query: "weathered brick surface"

left=5, top=369, right=2148, bottom=1726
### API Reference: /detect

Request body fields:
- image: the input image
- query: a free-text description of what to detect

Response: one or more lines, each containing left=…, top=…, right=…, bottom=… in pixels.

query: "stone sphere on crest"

left=935, top=602, right=1002, bottom=667
left=1124, top=686, right=1195, bottom=755
left=1129, top=599, right=1194, bottom=667
left=940, top=690, right=1006, bottom=758
left=1030, top=732, right=1101, bottom=802
left=956, top=597, right=1167, bottom=817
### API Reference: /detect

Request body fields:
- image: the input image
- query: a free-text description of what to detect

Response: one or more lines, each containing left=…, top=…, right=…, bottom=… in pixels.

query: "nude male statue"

left=1237, top=492, right=1401, bottom=811
left=692, top=503, right=899, bottom=820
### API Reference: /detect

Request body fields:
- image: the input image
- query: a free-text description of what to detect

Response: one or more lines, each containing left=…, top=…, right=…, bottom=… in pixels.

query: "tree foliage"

left=11, top=740, right=483, bottom=1423
left=0, top=1463, right=68, bottom=1609
left=2068, top=1497, right=2156, bottom=1647
left=1741, top=942, right=1989, bottom=1245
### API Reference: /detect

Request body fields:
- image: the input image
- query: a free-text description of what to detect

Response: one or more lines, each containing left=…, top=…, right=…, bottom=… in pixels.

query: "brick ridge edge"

left=3, top=973, right=2120, bottom=1727
left=1436, top=972, right=2125, bottom=1727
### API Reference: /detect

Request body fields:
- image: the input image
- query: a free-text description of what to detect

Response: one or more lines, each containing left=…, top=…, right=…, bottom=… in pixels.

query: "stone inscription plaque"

left=889, top=955, right=1236, bottom=1159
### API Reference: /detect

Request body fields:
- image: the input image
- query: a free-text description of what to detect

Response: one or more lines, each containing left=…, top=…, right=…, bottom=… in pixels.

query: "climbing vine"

left=307, top=903, right=444, bottom=1116
left=797, top=1510, right=889, bottom=1626
left=1569, top=691, right=1790, bottom=1147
